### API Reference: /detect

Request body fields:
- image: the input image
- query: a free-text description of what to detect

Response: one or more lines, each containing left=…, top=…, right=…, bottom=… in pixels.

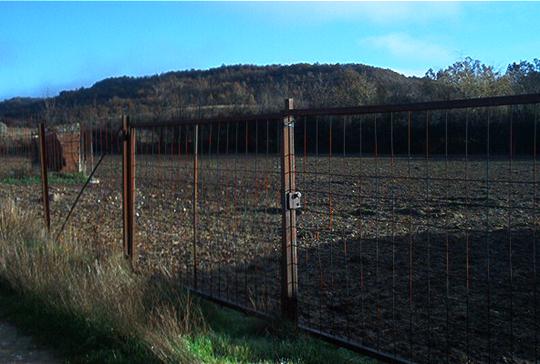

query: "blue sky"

left=0, top=2, right=539, bottom=101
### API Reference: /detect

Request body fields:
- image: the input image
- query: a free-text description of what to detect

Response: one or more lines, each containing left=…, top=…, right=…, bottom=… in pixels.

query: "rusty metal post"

left=129, top=123, right=136, bottom=262
left=281, top=98, right=298, bottom=322
left=122, top=115, right=129, bottom=257
left=38, top=123, right=51, bottom=232
left=122, top=116, right=136, bottom=262
left=193, top=124, right=199, bottom=289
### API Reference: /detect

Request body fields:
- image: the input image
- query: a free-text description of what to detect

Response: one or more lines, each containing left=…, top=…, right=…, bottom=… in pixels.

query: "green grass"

left=0, top=198, right=373, bottom=364
left=187, top=303, right=371, bottom=364
left=0, top=287, right=371, bottom=364
left=0, top=172, right=87, bottom=185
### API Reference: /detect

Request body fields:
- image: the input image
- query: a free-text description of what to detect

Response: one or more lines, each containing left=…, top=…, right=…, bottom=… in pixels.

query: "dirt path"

left=0, top=321, right=58, bottom=363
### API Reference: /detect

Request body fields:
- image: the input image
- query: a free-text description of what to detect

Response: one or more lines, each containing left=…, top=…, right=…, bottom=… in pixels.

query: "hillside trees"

left=1, top=59, right=539, bottom=126
left=426, top=57, right=513, bottom=98
left=506, top=59, right=540, bottom=94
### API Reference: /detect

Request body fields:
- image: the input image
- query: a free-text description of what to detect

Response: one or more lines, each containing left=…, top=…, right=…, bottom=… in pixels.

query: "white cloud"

left=360, top=33, right=455, bottom=63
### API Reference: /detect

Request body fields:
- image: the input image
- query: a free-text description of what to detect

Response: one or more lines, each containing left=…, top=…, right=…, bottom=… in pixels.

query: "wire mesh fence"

left=133, top=118, right=284, bottom=316
left=0, top=126, right=42, bottom=220
left=1, top=94, right=539, bottom=363
left=294, top=105, right=539, bottom=363
left=36, top=121, right=124, bottom=253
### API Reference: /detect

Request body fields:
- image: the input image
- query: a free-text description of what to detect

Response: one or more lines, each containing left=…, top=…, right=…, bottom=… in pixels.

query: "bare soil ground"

left=2, top=154, right=539, bottom=363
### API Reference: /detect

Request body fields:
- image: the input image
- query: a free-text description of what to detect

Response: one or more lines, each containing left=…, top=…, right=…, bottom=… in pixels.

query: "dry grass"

left=0, top=197, right=372, bottom=364
left=0, top=198, right=206, bottom=363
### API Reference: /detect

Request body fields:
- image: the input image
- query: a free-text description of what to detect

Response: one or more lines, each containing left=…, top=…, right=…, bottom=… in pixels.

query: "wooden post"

left=193, top=124, right=199, bottom=289
left=38, top=123, right=51, bottom=232
left=280, top=98, right=298, bottom=322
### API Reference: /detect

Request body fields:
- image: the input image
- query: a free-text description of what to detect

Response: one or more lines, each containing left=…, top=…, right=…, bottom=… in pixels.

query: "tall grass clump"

left=0, top=198, right=205, bottom=363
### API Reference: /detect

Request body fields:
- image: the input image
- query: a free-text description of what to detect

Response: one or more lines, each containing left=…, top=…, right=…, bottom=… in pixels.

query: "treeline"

left=2, top=57, right=540, bottom=127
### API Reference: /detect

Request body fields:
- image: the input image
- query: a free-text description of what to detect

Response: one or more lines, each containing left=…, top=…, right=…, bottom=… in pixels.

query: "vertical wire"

left=465, top=109, right=471, bottom=362
left=99, top=123, right=103, bottom=159
left=216, top=122, right=222, bottom=299
left=234, top=121, right=239, bottom=303
left=225, top=122, right=231, bottom=301
left=196, top=126, right=203, bottom=280
left=252, top=119, right=258, bottom=309
left=105, top=121, right=109, bottom=156
left=245, top=120, right=248, bottom=157
left=304, top=116, right=307, bottom=176
left=328, top=117, right=336, bottom=334
left=444, top=110, right=450, bottom=364
left=485, top=109, right=492, bottom=363
left=193, top=124, right=199, bottom=289
left=426, top=110, right=432, bottom=363
left=533, top=104, right=538, bottom=363
left=243, top=120, right=249, bottom=308
left=359, top=115, right=366, bottom=340
left=508, top=105, right=515, bottom=359
left=166, top=126, right=172, bottom=279
left=255, top=120, right=266, bottom=312
left=329, top=117, right=334, bottom=231
left=177, top=125, right=183, bottom=284
left=315, top=116, right=323, bottom=331
left=185, top=123, right=189, bottom=156
left=391, top=112, right=397, bottom=358
left=194, top=125, right=201, bottom=289
left=158, top=126, right=162, bottom=181
left=344, top=116, right=352, bottom=339
left=301, top=116, right=309, bottom=326
left=169, top=126, right=174, bottom=276
left=263, top=119, right=269, bottom=312
left=374, top=114, right=381, bottom=351
left=408, top=111, right=414, bottom=360
left=303, top=112, right=308, bottom=282
left=151, top=125, right=156, bottom=170
left=277, top=117, right=282, bottom=313
left=208, top=123, right=214, bottom=295
left=302, top=116, right=308, bottom=279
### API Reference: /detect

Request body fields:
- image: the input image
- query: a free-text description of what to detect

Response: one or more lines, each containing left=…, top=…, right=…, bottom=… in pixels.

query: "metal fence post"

left=129, top=123, right=136, bottom=263
left=122, top=116, right=136, bottom=262
left=38, top=123, right=51, bottom=232
left=281, top=98, right=299, bottom=322
left=122, top=116, right=129, bottom=257
left=193, top=123, right=199, bottom=289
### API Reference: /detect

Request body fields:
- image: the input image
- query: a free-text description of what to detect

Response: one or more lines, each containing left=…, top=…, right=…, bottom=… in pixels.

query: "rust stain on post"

left=281, top=98, right=298, bottom=321
left=38, top=123, right=51, bottom=232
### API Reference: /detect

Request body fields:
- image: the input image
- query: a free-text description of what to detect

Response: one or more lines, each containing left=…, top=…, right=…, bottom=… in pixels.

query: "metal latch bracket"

left=287, top=191, right=302, bottom=210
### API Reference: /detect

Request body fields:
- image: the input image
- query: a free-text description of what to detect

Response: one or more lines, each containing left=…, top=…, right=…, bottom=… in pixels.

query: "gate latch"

left=287, top=191, right=302, bottom=210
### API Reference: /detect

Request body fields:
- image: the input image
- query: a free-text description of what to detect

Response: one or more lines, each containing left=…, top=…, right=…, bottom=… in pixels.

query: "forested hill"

left=1, top=58, right=539, bottom=125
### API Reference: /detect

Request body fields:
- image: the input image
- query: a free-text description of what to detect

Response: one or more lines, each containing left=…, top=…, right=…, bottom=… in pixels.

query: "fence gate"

left=131, top=114, right=288, bottom=317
